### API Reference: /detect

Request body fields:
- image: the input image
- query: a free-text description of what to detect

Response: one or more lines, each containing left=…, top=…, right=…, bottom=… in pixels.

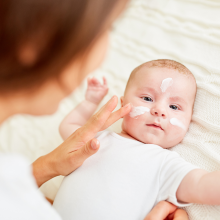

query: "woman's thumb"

left=75, top=138, right=100, bottom=166
left=90, top=139, right=100, bottom=150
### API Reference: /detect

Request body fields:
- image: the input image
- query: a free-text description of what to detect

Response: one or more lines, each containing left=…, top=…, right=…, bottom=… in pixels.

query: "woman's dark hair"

left=0, top=0, right=126, bottom=93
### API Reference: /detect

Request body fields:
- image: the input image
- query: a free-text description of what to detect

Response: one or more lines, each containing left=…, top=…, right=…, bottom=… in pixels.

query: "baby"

left=53, top=60, right=219, bottom=220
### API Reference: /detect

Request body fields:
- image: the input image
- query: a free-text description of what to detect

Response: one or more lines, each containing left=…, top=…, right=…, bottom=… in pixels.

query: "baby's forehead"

left=126, top=60, right=196, bottom=92
left=126, top=65, right=197, bottom=104
left=129, top=60, right=195, bottom=83
left=132, top=66, right=194, bottom=87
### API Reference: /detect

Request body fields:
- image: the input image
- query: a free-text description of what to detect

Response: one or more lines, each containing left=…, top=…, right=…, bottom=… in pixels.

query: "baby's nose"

left=151, top=107, right=166, bottom=118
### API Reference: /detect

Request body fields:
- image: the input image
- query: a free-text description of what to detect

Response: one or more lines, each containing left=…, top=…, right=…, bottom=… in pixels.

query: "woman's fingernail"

left=124, top=103, right=131, bottom=108
left=91, top=139, right=99, bottom=150
left=111, top=95, right=117, bottom=101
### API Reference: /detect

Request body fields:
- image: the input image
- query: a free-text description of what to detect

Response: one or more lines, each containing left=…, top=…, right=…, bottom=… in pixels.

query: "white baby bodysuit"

left=53, top=131, right=197, bottom=220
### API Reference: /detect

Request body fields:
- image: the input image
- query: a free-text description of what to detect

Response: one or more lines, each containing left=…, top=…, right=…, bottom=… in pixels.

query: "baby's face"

left=121, top=66, right=196, bottom=149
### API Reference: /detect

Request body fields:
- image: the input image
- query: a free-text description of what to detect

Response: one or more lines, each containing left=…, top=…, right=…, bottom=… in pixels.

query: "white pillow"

left=1, top=0, right=220, bottom=219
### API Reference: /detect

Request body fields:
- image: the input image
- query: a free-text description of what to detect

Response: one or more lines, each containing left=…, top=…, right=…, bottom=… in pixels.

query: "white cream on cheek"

left=160, top=78, right=173, bottom=93
left=170, top=118, right=186, bottom=130
left=129, top=106, right=150, bottom=118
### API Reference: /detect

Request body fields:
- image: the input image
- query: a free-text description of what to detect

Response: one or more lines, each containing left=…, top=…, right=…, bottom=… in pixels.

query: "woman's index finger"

left=76, top=96, right=118, bottom=142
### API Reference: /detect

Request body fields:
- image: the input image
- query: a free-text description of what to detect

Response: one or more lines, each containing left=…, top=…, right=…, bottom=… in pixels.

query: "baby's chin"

left=123, top=129, right=159, bottom=145
left=121, top=120, right=185, bottom=148
left=123, top=128, right=179, bottom=149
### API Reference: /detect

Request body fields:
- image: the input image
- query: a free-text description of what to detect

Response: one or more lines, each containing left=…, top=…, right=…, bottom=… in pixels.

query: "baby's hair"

left=125, top=59, right=195, bottom=94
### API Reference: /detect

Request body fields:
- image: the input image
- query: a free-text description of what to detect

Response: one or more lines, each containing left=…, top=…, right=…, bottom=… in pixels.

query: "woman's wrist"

left=32, top=154, right=58, bottom=187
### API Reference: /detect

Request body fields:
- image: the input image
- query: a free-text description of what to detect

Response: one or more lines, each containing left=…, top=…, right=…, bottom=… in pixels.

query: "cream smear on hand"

left=160, top=78, right=173, bottom=93
left=170, top=118, right=186, bottom=130
left=130, top=106, right=150, bottom=118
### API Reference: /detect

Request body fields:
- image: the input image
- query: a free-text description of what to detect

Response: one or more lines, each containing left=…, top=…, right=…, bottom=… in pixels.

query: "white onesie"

left=53, top=131, right=197, bottom=220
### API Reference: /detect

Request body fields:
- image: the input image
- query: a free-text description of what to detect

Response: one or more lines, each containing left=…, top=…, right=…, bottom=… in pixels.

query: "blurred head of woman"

left=0, top=0, right=127, bottom=118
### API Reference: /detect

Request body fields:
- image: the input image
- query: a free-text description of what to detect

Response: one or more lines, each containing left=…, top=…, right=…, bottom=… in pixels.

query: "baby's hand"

left=85, top=77, right=108, bottom=104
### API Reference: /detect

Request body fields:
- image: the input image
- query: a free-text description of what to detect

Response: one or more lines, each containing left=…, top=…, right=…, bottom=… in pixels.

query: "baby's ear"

left=120, top=96, right=124, bottom=107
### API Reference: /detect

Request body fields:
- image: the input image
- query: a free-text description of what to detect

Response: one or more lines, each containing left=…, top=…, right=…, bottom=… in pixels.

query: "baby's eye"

left=169, top=105, right=179, bottom=110
left=143, top=97, right=153, bottom=102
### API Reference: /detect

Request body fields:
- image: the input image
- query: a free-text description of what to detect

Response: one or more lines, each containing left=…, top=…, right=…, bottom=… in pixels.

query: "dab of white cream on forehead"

left=170, top=118, right=186, bottom=130
left=129, top=106, right=150, bottom=118
left=160, top=78, right=173, bottom=93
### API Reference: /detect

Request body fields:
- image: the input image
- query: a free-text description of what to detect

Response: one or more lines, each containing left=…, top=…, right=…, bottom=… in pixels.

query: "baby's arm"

left=59, top=77, right=108, bottom=140
left=177, top=168, right=220, bottom=205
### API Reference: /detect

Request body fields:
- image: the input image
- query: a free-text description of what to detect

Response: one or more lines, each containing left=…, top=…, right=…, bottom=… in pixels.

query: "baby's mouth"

left=146, top=124, right=163, bottom=130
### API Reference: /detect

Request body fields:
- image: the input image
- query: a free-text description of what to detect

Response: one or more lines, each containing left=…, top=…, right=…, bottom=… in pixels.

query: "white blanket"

left=1, top=0, right=220, bottom=219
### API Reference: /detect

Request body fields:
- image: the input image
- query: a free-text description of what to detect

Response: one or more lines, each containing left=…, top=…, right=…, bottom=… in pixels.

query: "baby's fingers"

left=103, top=76, right=108, bottom=86
left=91, top=77, right=101, bottom=86
left=87, top=76, right=100, bottom=86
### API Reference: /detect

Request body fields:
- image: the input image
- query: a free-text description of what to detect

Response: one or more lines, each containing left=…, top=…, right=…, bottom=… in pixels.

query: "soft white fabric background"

left=0, top=0, right=220, bottom=219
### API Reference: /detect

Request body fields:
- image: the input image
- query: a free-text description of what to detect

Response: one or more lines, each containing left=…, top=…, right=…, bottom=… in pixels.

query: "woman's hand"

left=32, top=96, right=131, bottom=187
left=144, top=201, right=189, bottom=220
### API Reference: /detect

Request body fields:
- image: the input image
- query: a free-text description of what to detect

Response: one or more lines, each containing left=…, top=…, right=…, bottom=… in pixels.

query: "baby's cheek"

left=123, top=115, right=136, bottom=129
left=122, top=114, right=142, bottom=133
left=166, top=122, right=187, bottom=145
